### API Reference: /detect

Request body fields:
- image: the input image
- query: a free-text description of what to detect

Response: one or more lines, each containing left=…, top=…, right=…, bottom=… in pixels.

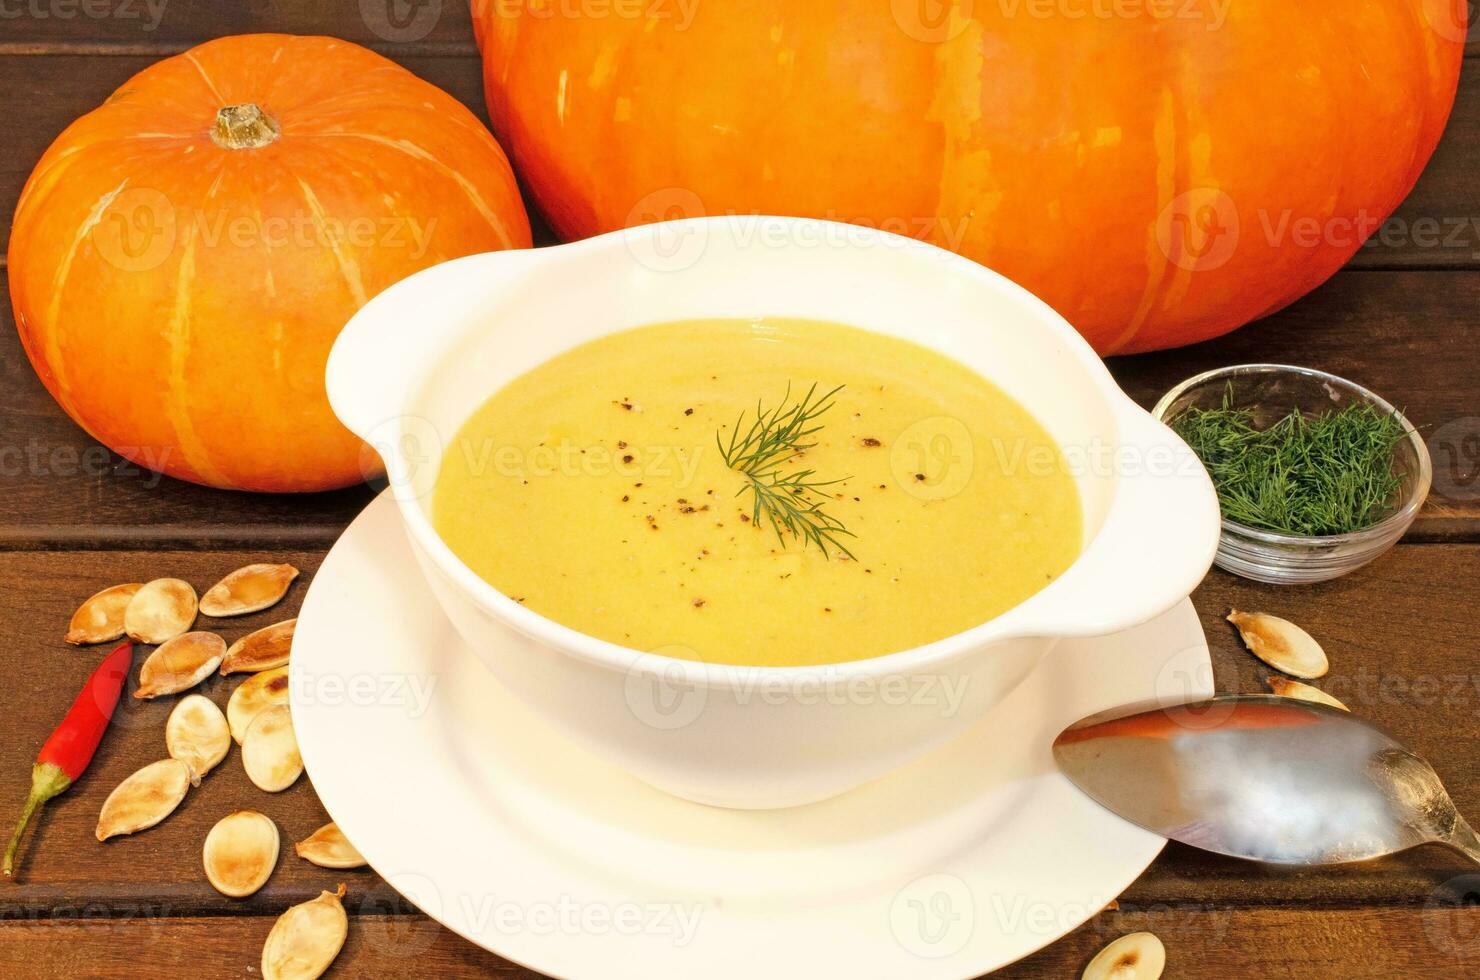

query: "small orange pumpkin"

left=9, top=33, right=531, bottom=492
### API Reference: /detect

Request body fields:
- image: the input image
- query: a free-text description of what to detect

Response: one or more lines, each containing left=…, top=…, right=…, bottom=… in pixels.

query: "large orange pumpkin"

left=10, top=33, right=531, bottom=492
left=472, top=2, right=1464, bottom=354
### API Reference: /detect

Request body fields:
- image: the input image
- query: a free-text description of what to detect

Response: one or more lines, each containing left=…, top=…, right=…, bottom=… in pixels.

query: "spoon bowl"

left=1053, top=695, right=1480, bottom=866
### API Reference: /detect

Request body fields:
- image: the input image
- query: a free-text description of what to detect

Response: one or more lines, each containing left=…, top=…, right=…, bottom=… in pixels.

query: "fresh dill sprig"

left=718, top=383, right=856, bottom=559
left=1172, top=384, right=1408, bottom=536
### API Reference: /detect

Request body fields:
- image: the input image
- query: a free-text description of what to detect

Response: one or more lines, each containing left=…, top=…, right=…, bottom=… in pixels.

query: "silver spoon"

left=1052, top=695, right=1480, bottom=866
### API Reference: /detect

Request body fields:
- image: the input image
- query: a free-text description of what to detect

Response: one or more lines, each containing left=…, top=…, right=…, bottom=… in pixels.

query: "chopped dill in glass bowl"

left=1153, top=364, right=1430, bottom=585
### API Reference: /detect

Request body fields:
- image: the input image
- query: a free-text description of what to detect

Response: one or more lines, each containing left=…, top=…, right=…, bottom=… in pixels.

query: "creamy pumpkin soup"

left=432, top=319, right=1081, bottom=667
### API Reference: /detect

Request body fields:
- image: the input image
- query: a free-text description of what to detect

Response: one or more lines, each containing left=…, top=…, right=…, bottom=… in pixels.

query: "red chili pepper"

left=4, top=641, right=132, bottom=878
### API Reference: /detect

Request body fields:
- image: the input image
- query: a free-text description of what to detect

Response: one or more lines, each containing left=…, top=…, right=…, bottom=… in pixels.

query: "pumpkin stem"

left=211, top=103, right=281, bottom=150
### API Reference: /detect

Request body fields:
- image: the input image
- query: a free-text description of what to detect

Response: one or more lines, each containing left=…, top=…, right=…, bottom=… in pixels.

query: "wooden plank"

left=0, top=0, right=477, bottom=53
left=1, top=545, right=1478, bottom=919
left=0, top=262, right=1472, bottom=548
left=0, top=915, right=522, bottom=978
left=0, top=906, right=1476, bottom=978
left=1001, top=906, right=1480, bottom=978
left=0, top=51, right=1475, bottom=268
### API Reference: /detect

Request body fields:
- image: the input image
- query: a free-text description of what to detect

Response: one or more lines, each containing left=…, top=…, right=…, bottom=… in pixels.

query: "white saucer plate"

left=293, top=492, right=1213, bottom=979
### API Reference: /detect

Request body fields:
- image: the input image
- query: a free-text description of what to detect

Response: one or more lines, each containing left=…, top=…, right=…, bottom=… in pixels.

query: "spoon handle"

left=1442, top=814, right=1480, bottom=867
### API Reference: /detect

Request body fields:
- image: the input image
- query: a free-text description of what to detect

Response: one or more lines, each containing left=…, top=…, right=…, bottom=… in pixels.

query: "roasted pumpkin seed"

left=200, top=563, right=299, bottom=618
left=123, top=578, right=198, bottom=644
left=295, top=822, right=366, bottom=869
left=1227, top=609, right=1329, bottom=679
left=165, top=694, right=231, bottom=783
left=220, top=619, right=296, bottom=675
left=1082, top=932, right=1166, bottom=980
left=227, top=666, right=291, bottom=744
left=242, top=704, right=302, bottom=793
left=1267, top=675, right=1350, bottom=712
left=261, top=884, right=348, bottom=980
left=203, top=810, right=279, bottom=898
left=135, top=631, right=226, bottom=699
left=65, top=583, right=143, bottom=645
left=96, top=758, right=191, bottom=841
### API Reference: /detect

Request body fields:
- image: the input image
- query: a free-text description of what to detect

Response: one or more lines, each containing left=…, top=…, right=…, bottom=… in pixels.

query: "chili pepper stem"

left=3, top=763, right=73, bottom=878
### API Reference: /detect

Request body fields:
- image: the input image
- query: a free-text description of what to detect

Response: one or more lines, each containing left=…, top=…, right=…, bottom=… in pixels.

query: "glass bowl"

left=1151, top=364, right=1430, bottom=585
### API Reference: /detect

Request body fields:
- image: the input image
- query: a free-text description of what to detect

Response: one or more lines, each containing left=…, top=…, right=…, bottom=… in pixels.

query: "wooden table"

left=1, top=6, right=1477, bottom=977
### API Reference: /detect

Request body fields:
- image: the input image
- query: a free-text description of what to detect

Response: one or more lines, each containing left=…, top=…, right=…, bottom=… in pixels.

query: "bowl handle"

left=325, top=249, right=541, bottom=445
left=1017, top=406, right=1220, bottom=639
